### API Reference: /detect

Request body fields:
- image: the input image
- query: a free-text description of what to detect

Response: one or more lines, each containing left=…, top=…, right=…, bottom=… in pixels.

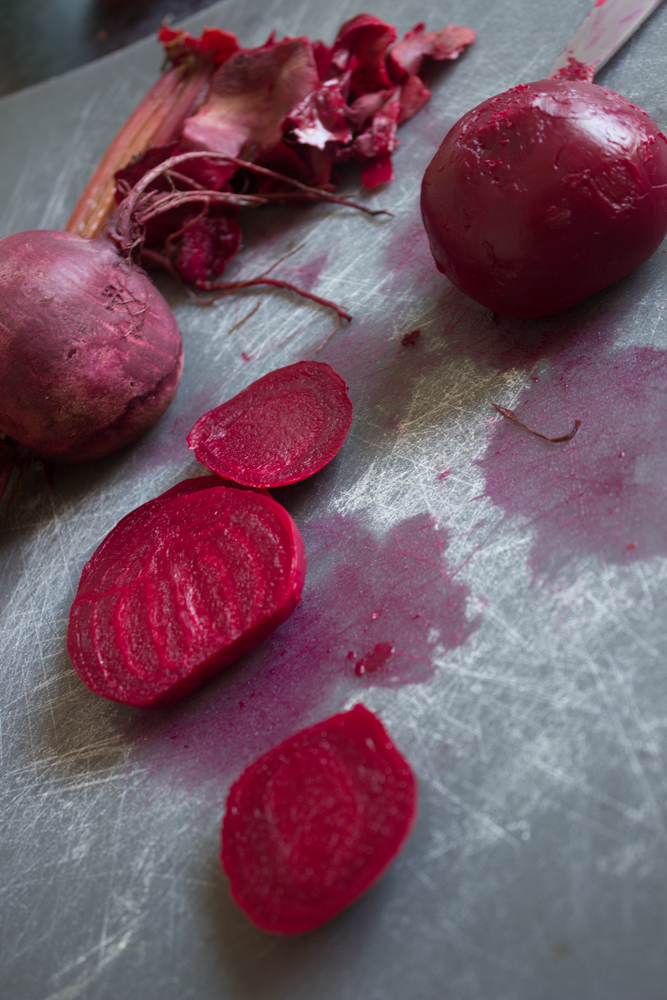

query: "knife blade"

left=549, top=0, right=665, bottom=78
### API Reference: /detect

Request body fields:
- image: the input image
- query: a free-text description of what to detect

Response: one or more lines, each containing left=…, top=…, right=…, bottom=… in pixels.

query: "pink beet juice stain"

left=355, top=642, right=394, bottom=676
left=130, top=512, right=477, bottom=783
left=279, top=252, right=329, bottom=293
left=480, top=343, right=667, bottom=577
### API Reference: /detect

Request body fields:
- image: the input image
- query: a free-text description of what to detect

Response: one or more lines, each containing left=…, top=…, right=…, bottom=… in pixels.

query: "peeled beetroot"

left=187, top=360, right=353, bottom=488
left=67, top=477, right=306, bottom=707
left=0, top=229, right=182, bottom=463
left=420, top=80, right=667, bottom=317
left=221, top=703, right=418, bottom=935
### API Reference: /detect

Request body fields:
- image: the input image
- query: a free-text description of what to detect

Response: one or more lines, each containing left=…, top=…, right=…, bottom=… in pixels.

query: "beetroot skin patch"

left=221, top=703, right=418, bottom=935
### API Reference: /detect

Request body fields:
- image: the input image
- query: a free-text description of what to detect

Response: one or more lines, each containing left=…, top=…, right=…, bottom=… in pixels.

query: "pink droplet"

left=355, top=642, right=394, bottom=677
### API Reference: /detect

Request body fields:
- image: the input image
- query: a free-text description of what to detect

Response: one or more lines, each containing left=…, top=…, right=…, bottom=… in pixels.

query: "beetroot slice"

left=67, top=480, right=306, bottom=708
left=187, top=360, right=353, bottom=488
left=221, top=703, right=418, bottom=935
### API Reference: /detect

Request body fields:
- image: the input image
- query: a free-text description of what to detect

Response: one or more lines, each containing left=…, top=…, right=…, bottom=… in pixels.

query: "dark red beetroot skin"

left=67, top=477, right=306, bottom=707
left=221, top=703, right=418, bottom=935
left=420, top=80, right=667, bottom=317
left=0, top=230, right=183, bottom=462
left=187, top=360, right=353, bottom=488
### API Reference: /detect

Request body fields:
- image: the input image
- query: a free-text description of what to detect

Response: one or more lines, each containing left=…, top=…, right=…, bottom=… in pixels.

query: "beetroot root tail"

left=188, top=276, right=352, bottom=323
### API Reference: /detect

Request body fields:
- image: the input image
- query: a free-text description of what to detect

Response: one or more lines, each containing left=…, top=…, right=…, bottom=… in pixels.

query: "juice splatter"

left=278, top=252, right=329, bottom=293
left=480, top=343, right=667, bottom=577
left=129, top=512, right=478, bottom=783
left=355, top=642, right=394, bottom=676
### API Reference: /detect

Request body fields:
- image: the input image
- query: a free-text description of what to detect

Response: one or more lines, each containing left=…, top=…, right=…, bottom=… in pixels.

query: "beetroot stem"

left=492, top=403, right=581, bottom=442
left=192, top=240, right=348, bottom=321
left=228, top=300, right=262, bottom=335
left=315, top=313, right=342, bottom=354
left=65, top=59, right=212, bottom=239
left=142, top=237, right=351, bottom=325
left=162, top=153, right=392, bottom=216
left=110, top=151, right=368, bottom=324
left=188, top=278, right=352, bottom=323
left=115, top=150, right=389, bottom=250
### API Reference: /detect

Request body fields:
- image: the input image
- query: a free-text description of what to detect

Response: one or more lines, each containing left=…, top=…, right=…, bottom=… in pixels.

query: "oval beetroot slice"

left=221, top=703, right=418, bottom=935
left=67, top=482, right=306, bottom=708
left=187, top=360, right=353, bottom=488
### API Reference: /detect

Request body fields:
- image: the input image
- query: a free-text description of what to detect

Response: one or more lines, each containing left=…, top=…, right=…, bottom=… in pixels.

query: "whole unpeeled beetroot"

left=0, top=229, right=183, bottom=463
left=421, top=80, right=667, bottom=317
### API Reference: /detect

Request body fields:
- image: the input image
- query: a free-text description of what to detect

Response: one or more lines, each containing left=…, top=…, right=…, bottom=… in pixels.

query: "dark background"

left=0, top=0, right=219, bottom=96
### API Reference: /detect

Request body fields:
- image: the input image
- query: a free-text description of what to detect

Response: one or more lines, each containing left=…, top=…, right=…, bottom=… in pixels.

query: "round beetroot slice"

left=186, top=360, right=353, bottom=488
left=67, top=483, right=306, bottom=708
left=221, top=704, right=418, bottom=935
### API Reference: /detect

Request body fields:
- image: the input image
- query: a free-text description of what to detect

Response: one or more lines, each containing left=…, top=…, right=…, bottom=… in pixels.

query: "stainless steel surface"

left=3, top=1, right=667, bottom=997
left=549, top=0, right=666, bottom=76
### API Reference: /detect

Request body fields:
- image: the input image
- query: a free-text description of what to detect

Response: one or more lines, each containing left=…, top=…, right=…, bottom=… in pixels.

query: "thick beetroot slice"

left=187, top=360, right=353, bottom=488
left=67, top=479, right=306, bottom=708
left=221, top=704, right=418, bottom=934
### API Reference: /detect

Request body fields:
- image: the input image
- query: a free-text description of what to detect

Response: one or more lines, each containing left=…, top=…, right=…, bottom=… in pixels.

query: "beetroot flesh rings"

left=420, top=80, right=667, bottom=317
left=221, top=703, right=418, bottom=935
left=0, top=229, right=183, bottom=463
left=187, top=360, right=353, bottom=488
left=67, top=478, right=306, bottom=708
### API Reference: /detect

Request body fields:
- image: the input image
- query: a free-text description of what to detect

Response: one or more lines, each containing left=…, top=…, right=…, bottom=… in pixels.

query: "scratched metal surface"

left=3, top=1, right=667, bottom=997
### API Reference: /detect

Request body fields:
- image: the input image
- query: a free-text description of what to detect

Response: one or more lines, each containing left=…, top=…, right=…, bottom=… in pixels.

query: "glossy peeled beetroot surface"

left=187, top=360, right=353, bottom=488
left=420, top=80, right=667, bottom=317
left=0, top=230, right=183, bottom=462
left=221, top=703, right=418, bottom=935
left=67, top=477, right=306, bottom=708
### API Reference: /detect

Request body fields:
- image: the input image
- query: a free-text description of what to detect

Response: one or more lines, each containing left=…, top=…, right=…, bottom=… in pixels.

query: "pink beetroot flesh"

left=420, top=80, right=667, bottom=317
left=187, top=360, right=353, bottom=488
left=221, top=703, right=418, bottom=935
left=67, top=477, right=306, bottom=708
left=0, top=229, right=183, bottom=462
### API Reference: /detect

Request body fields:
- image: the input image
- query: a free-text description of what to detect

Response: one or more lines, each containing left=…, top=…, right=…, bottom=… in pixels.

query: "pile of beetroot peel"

left=68, top=15, right=474, bottom=291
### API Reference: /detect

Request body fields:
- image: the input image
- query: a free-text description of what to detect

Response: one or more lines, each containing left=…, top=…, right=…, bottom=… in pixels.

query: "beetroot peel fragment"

left=221, top=704, right=418, bottom=935
left=67, top=478, right=306, bottom=708
left=188, top=360, right=353, bottom=488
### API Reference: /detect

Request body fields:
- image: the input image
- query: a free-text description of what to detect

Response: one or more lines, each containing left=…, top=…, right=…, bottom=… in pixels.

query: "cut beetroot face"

left=221, top=703, right=418, bottom=935
left=67, top=478, right=306, bottom=708
left=187, top=360, right=353, bottom=488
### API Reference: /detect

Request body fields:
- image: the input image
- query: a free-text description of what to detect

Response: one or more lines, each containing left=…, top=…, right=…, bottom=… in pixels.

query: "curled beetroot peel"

left=80, top=18, right=473, bottom=289
left=421, top=80, right=667, bottom=317
left=187, top=360, right=353, bottom=488
left=67, top=477, right=306, bottom=708
left=221, top=703, right=418, bottom=935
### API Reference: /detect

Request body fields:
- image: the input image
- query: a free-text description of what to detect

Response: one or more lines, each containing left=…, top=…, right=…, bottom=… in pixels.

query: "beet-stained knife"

left=549, top=0, right=666, bottom=78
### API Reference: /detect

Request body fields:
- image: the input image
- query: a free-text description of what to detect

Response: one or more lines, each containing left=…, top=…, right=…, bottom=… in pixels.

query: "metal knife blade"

left=549, top=0, right=665, bottom=78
